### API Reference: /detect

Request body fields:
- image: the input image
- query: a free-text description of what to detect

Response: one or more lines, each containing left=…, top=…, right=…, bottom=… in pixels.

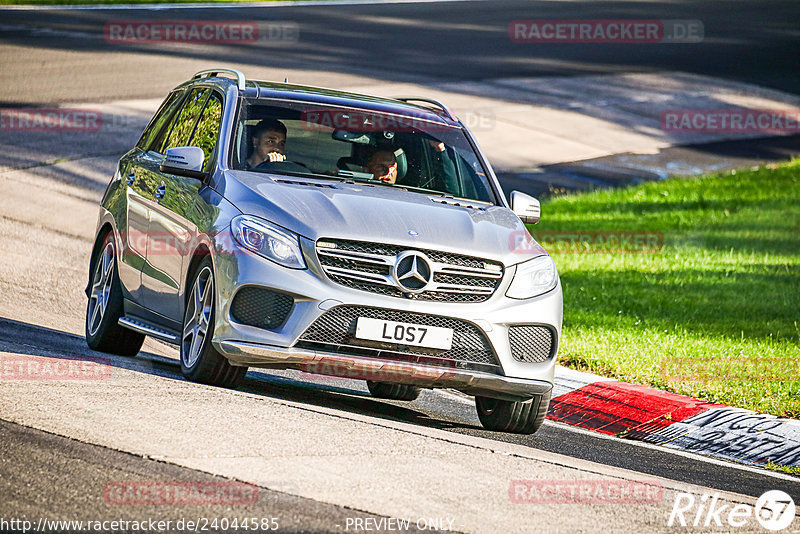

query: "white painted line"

left=552, top=364, right=614, bottom=397
left=554, top=364, right=615, bottom=384
left=0, top=0, right=486, bottom=12
left=544, top=419, right=800, bottom=483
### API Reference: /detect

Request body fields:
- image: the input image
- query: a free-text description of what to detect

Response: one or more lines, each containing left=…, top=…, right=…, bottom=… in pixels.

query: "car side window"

left=158, top=88, right=211, bottom=154
left=187, top=93, right=223, bottom=173
left=136, top=90, right=184, bottom=151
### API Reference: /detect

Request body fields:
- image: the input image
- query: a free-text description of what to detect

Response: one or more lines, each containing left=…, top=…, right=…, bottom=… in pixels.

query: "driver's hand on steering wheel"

left=264, top=152, right=287, bottom=163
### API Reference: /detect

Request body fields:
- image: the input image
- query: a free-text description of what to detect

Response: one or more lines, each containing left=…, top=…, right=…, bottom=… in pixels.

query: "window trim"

left=186, top=89, right=225, bottom=175
left=158, top=87, right=212, bottom=155
left=136, top=89, right=186, bottom=152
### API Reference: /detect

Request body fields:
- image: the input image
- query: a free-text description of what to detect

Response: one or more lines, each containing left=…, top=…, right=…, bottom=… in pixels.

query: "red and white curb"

left=549, top=366, right=800, bottom=471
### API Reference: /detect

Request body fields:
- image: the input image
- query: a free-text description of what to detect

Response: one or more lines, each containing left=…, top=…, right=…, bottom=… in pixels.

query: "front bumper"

left=218, top=340, right=552, bottom=401
left=211, top=231, right=563, bottom=397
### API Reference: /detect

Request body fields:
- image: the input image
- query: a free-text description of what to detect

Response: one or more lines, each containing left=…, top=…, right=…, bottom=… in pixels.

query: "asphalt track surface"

left=0, top=0, right=799, bottom=104
left=2, top=319, right=800, bottom=527
left=1, top=1, right=800, bottom=532
left=1, top=417, right=422, bottom=533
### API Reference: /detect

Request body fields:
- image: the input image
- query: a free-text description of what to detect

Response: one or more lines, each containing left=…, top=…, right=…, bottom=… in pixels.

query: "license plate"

left=355, top=317, right=454, bottom=350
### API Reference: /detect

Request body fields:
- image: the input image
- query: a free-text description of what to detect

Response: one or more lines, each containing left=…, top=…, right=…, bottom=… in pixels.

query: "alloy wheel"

left=182, top=266, right=214, bottom=368
left=87, top=241, right=114, bottom=337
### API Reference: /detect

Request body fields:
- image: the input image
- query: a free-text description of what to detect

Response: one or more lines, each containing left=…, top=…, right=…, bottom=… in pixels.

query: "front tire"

left=180, top=257, right=246, bottom=388
left=85, top=232, right=145, bottom=356
left=366, top=381, right=422, bottom=401
left=475, top=390, right=551, bottom=434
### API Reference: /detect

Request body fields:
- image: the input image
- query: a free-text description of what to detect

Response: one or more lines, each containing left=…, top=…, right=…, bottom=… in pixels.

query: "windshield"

left=231, top=98, right=498, bottom=204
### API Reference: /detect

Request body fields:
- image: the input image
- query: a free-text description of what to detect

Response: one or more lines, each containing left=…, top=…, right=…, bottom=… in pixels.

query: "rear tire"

left=475, top=390, right=551, bottom=435
left=85, top=232, right=145, bottom=356
left=366, top=381, right=422, bottom=401
left=180, top=257, right=246, bottom=388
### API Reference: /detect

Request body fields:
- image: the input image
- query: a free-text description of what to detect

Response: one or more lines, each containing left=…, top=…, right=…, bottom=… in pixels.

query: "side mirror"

left=510, top=191, right=541, bottom=224
left=160, top=146, right=207, bottom=180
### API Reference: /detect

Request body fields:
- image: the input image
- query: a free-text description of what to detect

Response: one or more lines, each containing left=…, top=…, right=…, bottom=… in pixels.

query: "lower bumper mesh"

left=297, top=305, right=498, bottom=367
left=230, top=287, right=294, bottom=329
left=508, top=325, right=555, bottom=363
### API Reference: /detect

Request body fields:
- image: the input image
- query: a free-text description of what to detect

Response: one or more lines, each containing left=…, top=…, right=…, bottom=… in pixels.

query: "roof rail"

left=394, top=97, right=457, bottom=121
left=192, top=69, right=247, bottom=91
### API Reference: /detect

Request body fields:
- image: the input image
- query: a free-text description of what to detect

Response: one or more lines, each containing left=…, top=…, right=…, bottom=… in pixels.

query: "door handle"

left=126, top=172, right=135, bottom=186
left=156, top=182, right=166, bottom=200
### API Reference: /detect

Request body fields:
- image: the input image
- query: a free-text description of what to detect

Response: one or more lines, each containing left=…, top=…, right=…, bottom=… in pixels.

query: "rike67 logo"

left=669, top=490, right=796, bottom=531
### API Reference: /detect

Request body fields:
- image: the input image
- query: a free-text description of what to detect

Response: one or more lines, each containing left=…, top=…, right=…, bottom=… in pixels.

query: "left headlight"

left=231, top=215, right=306, bottom=269
left=506, top=255, right=558, bottom=299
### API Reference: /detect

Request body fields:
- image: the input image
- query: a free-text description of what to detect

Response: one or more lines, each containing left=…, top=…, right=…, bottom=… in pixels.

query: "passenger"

left=363, top=149, right=398, bottom=184
left=247, top=119, right=287, bottom=168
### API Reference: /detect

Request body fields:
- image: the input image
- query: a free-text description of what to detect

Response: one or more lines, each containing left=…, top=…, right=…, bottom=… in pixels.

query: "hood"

left=220, top=171, right=547, bottom=267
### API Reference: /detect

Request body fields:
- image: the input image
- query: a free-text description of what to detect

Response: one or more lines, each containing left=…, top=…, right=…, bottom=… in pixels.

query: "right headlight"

left=506, top=255, right=558, bottom=300
left=230, top=215, right=306, bottom=269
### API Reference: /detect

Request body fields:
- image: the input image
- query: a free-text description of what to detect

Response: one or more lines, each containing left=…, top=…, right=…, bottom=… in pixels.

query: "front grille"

left=297, top=305, right=499, bottom=367
left=316, top=239, right=504, bottom=303
left=230, top=287, right=294, bottom=329
left=508, top=325, right=555, bottom=363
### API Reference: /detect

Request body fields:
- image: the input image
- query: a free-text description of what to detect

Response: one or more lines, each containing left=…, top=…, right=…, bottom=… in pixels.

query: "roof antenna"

left=284, top=77, right=289, bottom=83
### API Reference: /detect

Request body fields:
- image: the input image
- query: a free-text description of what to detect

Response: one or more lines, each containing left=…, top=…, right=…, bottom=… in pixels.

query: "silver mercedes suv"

left=85, top=69, right=562, bottom=434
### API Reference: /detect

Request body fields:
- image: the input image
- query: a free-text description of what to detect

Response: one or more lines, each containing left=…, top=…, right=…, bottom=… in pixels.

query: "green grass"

left=530, top=161, right=800, bottom=418
left=766, top=461, right=800, bottom=476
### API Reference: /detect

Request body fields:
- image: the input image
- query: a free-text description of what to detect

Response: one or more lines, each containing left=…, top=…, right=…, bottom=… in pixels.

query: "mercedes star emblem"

left=393, top=251, right=432, bottom=293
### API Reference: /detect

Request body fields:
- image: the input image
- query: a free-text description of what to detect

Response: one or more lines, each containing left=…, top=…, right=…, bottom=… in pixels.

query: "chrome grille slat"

left=323, top=267, right=394, bottom=286
left=434, top=264, right=503, bottom=279
left=316, top=239, right=504, bottom=303
left=317, top=248, right=394, bottom=267
left=429, top=284, right=494, bottom=295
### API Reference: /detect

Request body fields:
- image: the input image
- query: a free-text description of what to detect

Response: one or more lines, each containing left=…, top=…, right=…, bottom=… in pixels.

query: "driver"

left=247, top=119, right=287, bottom=168
left=363, top=149, right=398, bottom=184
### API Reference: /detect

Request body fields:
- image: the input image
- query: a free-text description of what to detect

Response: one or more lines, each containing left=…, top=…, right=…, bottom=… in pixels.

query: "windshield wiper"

left=342, top=176, right=410, bottom=191
left=401, top=184, right=448, bottom=196
left=336, top=171, right=452, bottom=195
left=252, top=167, right=468, bottom=199
left=250, top=167, right=350, bottom=183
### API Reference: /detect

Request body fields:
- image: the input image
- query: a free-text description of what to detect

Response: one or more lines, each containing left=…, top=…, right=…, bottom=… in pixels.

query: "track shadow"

left=0, top=316, right=481, bottom=434
left=2, top=1, right=799, bottom=92
left=3, top=2, right=800, bottom=197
